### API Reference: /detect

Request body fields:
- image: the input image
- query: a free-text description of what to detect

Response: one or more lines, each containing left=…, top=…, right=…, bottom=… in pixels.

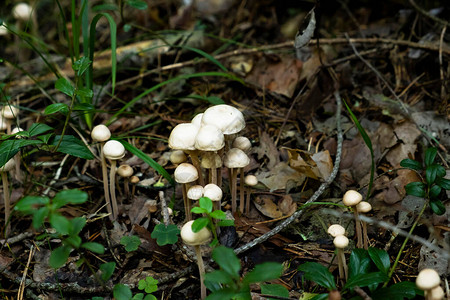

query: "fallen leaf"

left=253, top=195, right=283, bottom=219
left=257, top=161, right=305, bottom=191
left=278, top=195, right=297, bottom=216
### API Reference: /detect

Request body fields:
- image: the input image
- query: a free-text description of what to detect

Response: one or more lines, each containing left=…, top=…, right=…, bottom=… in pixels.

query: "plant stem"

left=2, top=172, right=11, bottom=237
left=54, top=79, right=78, bottom=152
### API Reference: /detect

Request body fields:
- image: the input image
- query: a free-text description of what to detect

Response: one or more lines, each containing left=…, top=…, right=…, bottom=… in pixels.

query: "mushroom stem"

left=1, top=171, right=10, bottom=236
left=101, top=147, right=113, bottom=220
left=188, top=151, right=204, bottom=186
left=109, top=160, right=119, bottom=220
left=182, top=184, right=191, bottom=221
left=211, top=166, right=217, bottom=186
left=231, top=168, right=238, bottom=213
left=362, top=221, right=369, bottom=249
left=239, top=168, right=245, bottom=213
left=194, top=245, right=207, bottom=299
left=353, top=210, right=363, bottom=248
left=123, top=178, right=130, bottom=200
left=337, top=249, right=348, bottom=280
left=245, top=187, right=251, bottom=214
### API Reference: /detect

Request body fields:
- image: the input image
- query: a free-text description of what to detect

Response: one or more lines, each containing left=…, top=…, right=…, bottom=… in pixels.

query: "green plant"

left=14, top=189, right=104, bottom=269
left=400, top=147, right=449, bottom=215
left=204, top=246, right=287, bottom=300
left=112, top=276, right=159, bottom=300
left=151, top=223, right=180, bottom=246
left=298, top=247, right=421, bottom=300
left=191, top=197, right=234, bottom=247
left=120, top=235, right=142, bottom=252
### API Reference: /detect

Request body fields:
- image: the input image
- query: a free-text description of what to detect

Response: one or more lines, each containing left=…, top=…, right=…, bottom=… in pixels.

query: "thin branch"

left=408, top=0, right=449, bottom=27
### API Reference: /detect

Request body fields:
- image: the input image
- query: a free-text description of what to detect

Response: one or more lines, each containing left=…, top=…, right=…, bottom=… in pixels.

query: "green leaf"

left=349, top=248, right=371, bottom=277
left=37, top=133, right=53, bottom=144
left=50, top=135, right=94, bottom=159
left=424, top=147, right=437, bottom=167
left=72, top=57, right=91, bottom=77
left=344, top=272, right=388, bottom=290
left=204, top=269, right=234, bottom=285
left=55, top=77, right=75, bottom=97
left=404, top=182, right=426, bottom=198
left=205, top=288, right=240, bottom=300
left=73, top=103, right=95, bottom=111
left=371, top=281, right=418, bottom=299
left=243, top=262, right=283, bottom=284
left=192, top=217, right=209, bottom=233
left=49, top=214, right=71, bottom=235
left=100, top=262, right=116, bottom=282
left=53, top=189, right=88, bottom=208
left=150, top=224, right=180, bottom=246
left=76, top=87, right=94, bottom=98
left=426, top=164, right=440, bottom=185
left=429, top=184, right=441, bottom=199
left=64, top=235, right=82, bottom=248
left=44, top=103, right=69, bottom=115
left=14, top=196, right=49, bottom=214
left=82, top=242, right=105, bottom=254
left=138, top=276, right=158, bottom=293
left=199, top=197, right=213, bottom=213
left=400, top=158, right=422, bottom=171
left=49, top=245, right=71, bottom=268
left=436, top=177, right=450, bottom=190
left=70, top=217, right=87, bottom=235
left=217, top=219, right=235, bottom=227
left=430, top=200, right=446, bottom=215
left=33, top=206, right=50, bottom=229
left=260, top=284, right=289, bottom=300
left=120, top=235, right=141, bottom=252
left=210, top=210, right=226, bottom=220
left=212, top=246, right=241, bottom=279
left=368, top=247, right=390, bottom=274
left=298, top=262, right=336, bottom=290
left=191, top=207, right=208, bottom=214
left=113, top=284, right=133, bottom=300
left=28, top=123, right=54, bottom=136
left=143, top=295, right=157, bottom=300
left=126, top=0, right=148, bottom=10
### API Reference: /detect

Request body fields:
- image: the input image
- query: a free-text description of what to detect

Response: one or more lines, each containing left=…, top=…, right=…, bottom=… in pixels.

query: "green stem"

left=53, top=79, right=78, bottom=152
left=383, top=200, right=428, bottom=287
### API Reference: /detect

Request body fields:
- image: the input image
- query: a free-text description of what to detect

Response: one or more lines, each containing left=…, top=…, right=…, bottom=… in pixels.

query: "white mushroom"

left=1, top=158, right=15, bottom=235
left=343, top=190, right=363, bottom=248
left=333, top=235, right=349, bottom=281
left=117, top=164, right=133, bottom=200
left=356, top=201, right=372, bottom=249
left=170, top=150, right=187, bottom=165
left=327, top=224, right=346, bottom=238
left=232, top=136, right=251, bottom=152
left=244, top=175, right=257, bottom=214
left=224, top=148, right=250, bottom=213
left=201, top=104, right=245, bottom=135
left=416, top=269, right=441, bottom=300
left=174, top=163, right=199, bottom=221
left=204, top=183, right=223, bottom=211
left=201, top=152, right=222, bottom=185
left=103, top=140, right=125, bottom=220
left=1, top=105, right=19, bottom=134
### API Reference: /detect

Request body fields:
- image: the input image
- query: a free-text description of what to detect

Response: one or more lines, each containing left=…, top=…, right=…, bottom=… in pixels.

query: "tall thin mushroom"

left=356, top=201, right=372, bottom=249
left=1, top=158, right=15, bottom=236
left=103, top=140, right=126, bottom=220
left=174, top=163, right=199, bottom=221
left=224, top=148, right=250, bottom=213
left=342, top=190, right=363, bottom=248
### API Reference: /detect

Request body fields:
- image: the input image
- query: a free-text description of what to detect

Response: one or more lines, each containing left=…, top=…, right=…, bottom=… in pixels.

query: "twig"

left=0, top=232, right=34, bottom=246
left=353, top=286, right=372, bottom=300
left=159, top=191, right=170, bottom=226
left=408, top=0, right=449, bottom=27
left=17, top=245, right=35, bottom=300
left=439, top=26, right=447, bottom=103
left=43, top=153, right=69, bottom=196
left=234, top=90, right=343, bottom=255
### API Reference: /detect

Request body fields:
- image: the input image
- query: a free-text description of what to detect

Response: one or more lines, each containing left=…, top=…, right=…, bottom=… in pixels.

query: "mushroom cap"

left=356, top=201, right=372, bottom=213
left=224, top=148, right=250, bottom=169
left=174, top=163, right=198, bottom=183
left=168, top=123, right=200, bottom=151
left=201, top=104, right=245, bottom=135
left=13, top=3, right=32, bottom=20
left=0, top=24, right=7, bottom=36
left=333, top=235, right=349, bottom=248
left=232, top=136, right=251, bottom=152
left=1, top=158, right=15, bottom=172
left=0, top=116, right=6, bottom=131
left=130, top=176, right=140, bottom=184
left=201, top=152, right=222, bottom=169
left=343, top=190, right=363, bottom=206
left=117, top=164, right=133, bottom=177
left=416, top=268, right=441, bottom=291
left=91, top=124, right=111, bottom=142
left=191, top=113, right=203, bottom=127
left=180, top=220, right=211, bottom=246
left=328, top=224, right=346, bottom=237
left=203, top=183, right=222, bottom=201
left=244, top=175, right=258, bottom=186
left=170, top=150, right=187, bottom=164
left=194, top=124, right=225, bottom=151
left=426, top=286, right=444, bottom=300
left=1, top=105, right=19, bottom=119
left=187, top=185, right=204, bottom=200
left=11, top=127, right=24, bottom=135
left=103, top=140, right=125, bottom=160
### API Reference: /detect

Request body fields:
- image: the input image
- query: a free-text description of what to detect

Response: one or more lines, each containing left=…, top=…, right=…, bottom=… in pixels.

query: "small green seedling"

left=151, top=223, right=180, bottom=246
left=120, top=235, right=141, bottom=252
left=112, top=276, right=159, bottom=300
left=400, top=147, right=449, bottom=215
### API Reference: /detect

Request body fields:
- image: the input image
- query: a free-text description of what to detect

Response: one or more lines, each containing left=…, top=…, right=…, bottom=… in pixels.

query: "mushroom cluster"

left=416, top=268, right=444, bottom=300
left=169, top=104, right=256, bottom=216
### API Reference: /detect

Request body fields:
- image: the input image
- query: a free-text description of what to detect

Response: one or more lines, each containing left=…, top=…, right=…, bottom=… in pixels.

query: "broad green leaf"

left=44, top=103, right=69, bottom=115
left=37, top=133, right=53, bottom=144
left=298, top=262, right=336, bottom=291
left=120, top=235, right=141, bottom=252
left=430, top=200, right=446, bottom=215
left=143, top=295, right=157, bottom=300
left=28, top=123, right=53, bottom=136
left=344, top=272, right=388, bottom=290
left=72, top=57, right=91, bottom=76
left=33, top=206, right=50, bottom=229
left=150, top=224, right=180, bottom=246
left=424, top=147, right=437, bottom=166
left=217, top=219, right=234, bottom=227
left=53, top=189, right=88, bottom=208
left=73, top=103, right=95, bottom=111
left=426, top=164, right=440, bottom=185
left=191, top=207, right=208, bottom=214
left=50, top=135, right=94, bottom=159
left=113, top=284, right=132, bottom=300
left=260, top=284, right=289, bottom=300
left=199, top=197, right=213, bottom=213
left=210, top=210, right=226, bottom=220
left=0, top=140, right=21, bottom=168
left=205, top=288, right=239, bottom=300
left=126, top=0, right=148, bottom=10
left=400, top=158, right=422, bottom=171
left=76, top=87, right=94, bottom=98
left=82, top=242, right=105, bottom=254
left=212, top=246, right=241, bottom=279
left=64, top=235, right=82, bottom=248
left=138, top=276, right=158, bottom=293
left=436, top=177, right=450, bottom=190
left=349, top=248, right=371, bottom=277
left=371, top=281, right=418, bottom=299
left=70, top=217, right=87, bottom=235
left=49, top=213, right=71, bottom=235
left=55, top=77, right=75, bottom=97
left=204, top=270, right=234, bottom=285
left=429, top=184, right=441, bottom=199
left=368, top=247, right=390, bottom=274
left=404, top=182, right=426, bottom=198
left=14, top=196, right=49, bottom=214
left=243, top=262, right=283, bottom=284
left=192, top=217, right=209, bottom=233
left=49, top=245, right=71, bottom=268
left=100, top=262, right=116, bottom=282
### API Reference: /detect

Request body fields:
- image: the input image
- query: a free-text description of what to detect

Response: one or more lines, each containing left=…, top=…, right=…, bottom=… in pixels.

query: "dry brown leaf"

left=253, top=195, right=283, bottom=219
left=312, top=150, right=333, bottom=180
left=256, top=161, right=305, bottom=191
left=253, top=131, right=280, bottom=170
left=279, top=195, right=297, bottom=216
left=286, top=148, right=319, bottom=180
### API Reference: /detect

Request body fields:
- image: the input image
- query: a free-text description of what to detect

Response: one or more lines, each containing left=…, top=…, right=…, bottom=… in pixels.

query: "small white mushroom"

left=174, top=163, right=199, bottom=221
left=343, top=190, right=363, bottom=248
left=187, top=185, right=204, bottom=218
left=232, top=136, right=251, bottom=152
left=327, top=224, right=346, bottom=238
left=244, top=175, right=257, bottom=214
left=1, top=105, right=19, bottom=134
left=356, top=201, right=372, bottom=249
left=224, top=148, right=250, bottom=213
left=117, top=164, right=133, bottom=200
left=103, top=140, right=125, bottom=220
left=170, top=150, right=187, bottom=165
left=333, top=235, right=349, bottom=281
left=204, top=183, right=223, bottom=211
left=1, top=158, right=15, bottom=236
left=416, top=269, right=442, bottom=300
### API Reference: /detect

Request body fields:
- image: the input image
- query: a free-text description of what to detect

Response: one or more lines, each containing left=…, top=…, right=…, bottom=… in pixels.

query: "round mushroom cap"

left=91, top=125, right=111, bottom=142
left=103, top=140, right=125, bottom=160
left=180, top=220, right=211, bottom=246
left=0, top=24, right=7, bottom=36
left=224, top=148, right=250, bottom=169
left=328, top=224, right=346, bottom=237
left=1, top=106, right=19, bottom=119
left=168, top=123, right=200, bottom=151
left=130, top=176, right=140, bottom=184
left=232, top=136, right=251, bottom=152
left=187, top=185, right=204, bottom=200
left=201, top=152, right=222, bottom=169
left=11, top=127, right=24, bottom=135
left=1, top=158, right=15, bottom=172
left=426, top=286, right=444, bottom=300
left=343, top=190, right=363, bottom=206
left=333, top=235, right=349, bottom=248
left=174, top=163, right=198, bottom=183
left=13, top=3, right=32, bottom=21
left=416, top=268, right=441, bottom=291
left=244, top=175, right=258, bottom=186
left=356, top=201, right=372, bottom=213
left=195, top=124, right=225, bottom=151
left=203, top=183, right=222, bottom=201
left=191, top=113, right=203, bottom=127
left=201, top=104, right=245, bottom=135
left=170, top=150, right=187, bottom=164
left=117, top=164, right=133, bottom=177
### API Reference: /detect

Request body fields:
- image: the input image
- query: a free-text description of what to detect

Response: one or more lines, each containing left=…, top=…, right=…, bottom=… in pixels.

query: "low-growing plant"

left=112, top=276, right=159, bottom=300
left=120, top=235, right=142, bottom=252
